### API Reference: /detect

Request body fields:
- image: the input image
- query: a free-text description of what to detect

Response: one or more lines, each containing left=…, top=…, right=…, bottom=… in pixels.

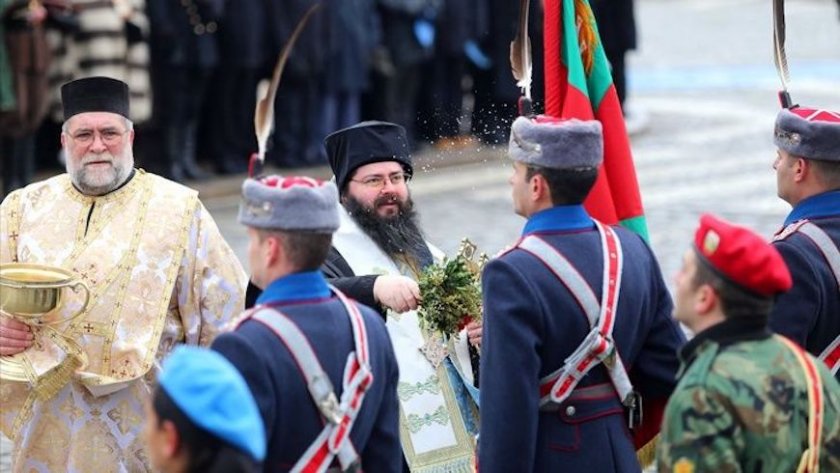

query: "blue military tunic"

left=212, top=271, right=402, bottom=472
left=479, top=205, right=685, bottom=472
left=770, top=190, right=840, bottom=377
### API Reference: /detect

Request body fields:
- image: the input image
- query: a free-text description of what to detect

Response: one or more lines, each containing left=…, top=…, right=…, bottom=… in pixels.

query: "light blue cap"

left=158, top=346, right=266, bottom=461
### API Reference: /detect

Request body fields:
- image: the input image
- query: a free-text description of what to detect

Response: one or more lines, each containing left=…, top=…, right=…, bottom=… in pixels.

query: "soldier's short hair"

left=153, top=386, right=263, bottom=472
left=692, top=261, right=775, bottom=318
left=257, top=229, right=332, bottom=272
left=525, top=165, right=599, bottom=206
left=810, top=158, right=840, bottom=189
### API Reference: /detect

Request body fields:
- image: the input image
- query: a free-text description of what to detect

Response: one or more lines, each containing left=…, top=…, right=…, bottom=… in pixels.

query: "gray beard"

left=67, top=151, right=134, bottom=196
left=344, top=194, right=433, bottom=270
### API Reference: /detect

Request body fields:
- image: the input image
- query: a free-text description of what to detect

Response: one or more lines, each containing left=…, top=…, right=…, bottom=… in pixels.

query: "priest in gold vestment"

left=0, top=77, right=247, bottom=472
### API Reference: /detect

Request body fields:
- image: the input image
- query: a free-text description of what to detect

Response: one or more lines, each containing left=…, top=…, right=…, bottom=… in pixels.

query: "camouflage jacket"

left=657, top=317, right=840, bottom=473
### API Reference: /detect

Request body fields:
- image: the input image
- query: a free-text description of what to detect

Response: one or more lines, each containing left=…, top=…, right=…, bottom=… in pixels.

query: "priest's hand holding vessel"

left=0, top=263, right=90, bottom=365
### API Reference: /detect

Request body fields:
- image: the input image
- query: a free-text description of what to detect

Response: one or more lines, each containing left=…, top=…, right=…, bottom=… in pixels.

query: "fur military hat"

left=324, top=121, right=413, bottom=190
left=509, top=115, right=603, bottom=169
left=239, top=175, right=339, bottom=233
left=774, top=107, right=840, bottom=162
left=693, top=214, right=792, bottom=298
left=61, top=77, right=130, bottom=121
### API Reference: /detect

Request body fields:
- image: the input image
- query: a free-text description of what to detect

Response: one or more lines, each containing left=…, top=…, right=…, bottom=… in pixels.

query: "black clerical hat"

left=61, top=77, right=130, bottom=121
left=324, top=121, right=413, bottom=190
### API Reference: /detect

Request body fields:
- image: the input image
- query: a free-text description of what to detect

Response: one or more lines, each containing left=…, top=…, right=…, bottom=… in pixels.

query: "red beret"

left=693, top=214, right=792, bottom=297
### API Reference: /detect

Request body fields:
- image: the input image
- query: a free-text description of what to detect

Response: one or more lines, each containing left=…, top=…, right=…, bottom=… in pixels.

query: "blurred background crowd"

left=0, top=0, right=639, bottom=198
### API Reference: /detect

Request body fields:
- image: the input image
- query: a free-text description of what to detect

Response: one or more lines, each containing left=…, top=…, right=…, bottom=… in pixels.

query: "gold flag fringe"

left=636, top=433, right=659, bottom=468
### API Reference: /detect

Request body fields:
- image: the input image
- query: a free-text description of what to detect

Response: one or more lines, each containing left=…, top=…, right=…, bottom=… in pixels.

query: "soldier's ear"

left=531, top=173, right=551, bottom=205
left=161, top=419, right=181, bottom=458
left=793, top=157, right=808, bottom=183
left=266, top=235, right=284, bottom=266
left=694, top=284, right=717, bottom=315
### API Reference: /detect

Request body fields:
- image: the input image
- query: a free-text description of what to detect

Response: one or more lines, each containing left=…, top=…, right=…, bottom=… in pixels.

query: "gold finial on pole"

left=457, top=238, right=488, bottom=278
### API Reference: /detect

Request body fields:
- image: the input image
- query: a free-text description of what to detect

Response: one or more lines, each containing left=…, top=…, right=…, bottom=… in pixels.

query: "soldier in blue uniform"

left=212, top=175, right=402, bottom=472
left=479, top=115, right=686, bottom=472
left=770, top=106, right=840, bottom=378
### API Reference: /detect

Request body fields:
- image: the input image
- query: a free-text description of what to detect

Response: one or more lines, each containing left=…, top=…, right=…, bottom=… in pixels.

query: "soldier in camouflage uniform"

left=658, top=214, right=840, bottom=472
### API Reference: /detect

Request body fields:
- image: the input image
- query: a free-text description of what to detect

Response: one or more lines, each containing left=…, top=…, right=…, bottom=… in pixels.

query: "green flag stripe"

left=560, top=0, right=615, bottom=110
left=583, top=2, right=614, bottom=109
left=561, top=0, right=587, bottom=97
left=619, top=216, right=650, bottom=242
left=588, top=43, right=613, bottom=109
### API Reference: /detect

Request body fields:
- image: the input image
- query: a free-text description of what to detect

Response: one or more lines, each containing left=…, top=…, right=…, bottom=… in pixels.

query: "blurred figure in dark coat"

left=591, top=0, right=636, bottom=111
left=321, top=0, right=378, bottom=137
left=147, top=0, right=223, bottom=181
left=416, top=0, right=486, bottom=147
left=265, top=0, right=328, bottom=168
left=1, top=0, right=51, bottom=197
left=201, top=0, right=269, bottom=175
left=471, top=0, right=543, bottom=144
left=363, top=0, right=441, bottom=148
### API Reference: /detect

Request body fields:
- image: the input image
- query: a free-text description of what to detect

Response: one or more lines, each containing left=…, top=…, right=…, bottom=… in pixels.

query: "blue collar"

left=522, top=205, right=595, bottom=236
left=256, top=270, right=331, bottom=305
left=783, top=190, right=840, bottom=226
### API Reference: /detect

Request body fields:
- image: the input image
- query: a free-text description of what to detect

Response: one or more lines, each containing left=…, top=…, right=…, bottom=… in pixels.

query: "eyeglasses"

left=66, top=128, right=129, bottom=146
left=350, top=172, right=409, bottom=189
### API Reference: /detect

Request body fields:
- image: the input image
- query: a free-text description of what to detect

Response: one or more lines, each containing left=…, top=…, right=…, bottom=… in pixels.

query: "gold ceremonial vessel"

left=0, top=263, right=90, bottom=382
left=0, top=263, right=90, bottom=321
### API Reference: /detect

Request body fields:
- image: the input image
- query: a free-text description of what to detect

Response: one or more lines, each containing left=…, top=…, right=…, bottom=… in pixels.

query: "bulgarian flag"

left=543, top=0, right=649, bottom=241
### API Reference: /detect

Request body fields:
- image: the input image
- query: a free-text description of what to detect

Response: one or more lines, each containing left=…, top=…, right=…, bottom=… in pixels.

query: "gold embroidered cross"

left=76, top=263, right=98, bottom=285
left=116, top=359, right=133, bottom=378
left=83, top=322, right=95, bottom=333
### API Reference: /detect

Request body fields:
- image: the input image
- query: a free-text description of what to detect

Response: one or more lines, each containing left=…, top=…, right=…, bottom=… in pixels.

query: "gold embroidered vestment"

left=0, top=171, right=247, bottom=472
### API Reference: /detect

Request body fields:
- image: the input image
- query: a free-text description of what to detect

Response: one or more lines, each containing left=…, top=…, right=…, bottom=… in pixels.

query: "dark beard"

left=344, top=194, right=433, bottom=270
